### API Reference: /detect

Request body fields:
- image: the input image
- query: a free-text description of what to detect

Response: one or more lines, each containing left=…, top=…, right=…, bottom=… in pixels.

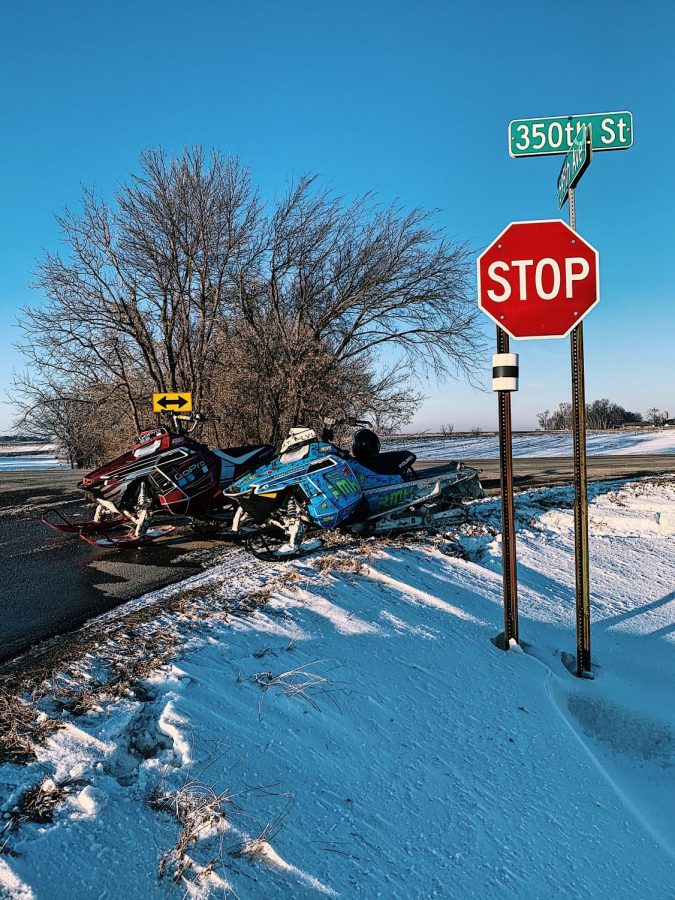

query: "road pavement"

left=1, top=456, right=674, bottom=663
left=0, top=471, right=220, bottom=663
left=418, top=454, right=675, bottom=492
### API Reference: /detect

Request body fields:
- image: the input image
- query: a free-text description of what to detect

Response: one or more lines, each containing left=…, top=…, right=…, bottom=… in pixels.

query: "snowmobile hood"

left=228, top=440, right=343, bottom=495
left=80, top=449, right=140, bottom=487
left=79, top=433, right=188, bottom=487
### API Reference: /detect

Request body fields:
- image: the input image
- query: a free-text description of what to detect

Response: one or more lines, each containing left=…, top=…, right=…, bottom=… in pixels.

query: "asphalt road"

left=419, top=454, right=675, bottom=492
left=1, top=455, right=674, bottom=663
left=0, top=470, right=221, bottom=663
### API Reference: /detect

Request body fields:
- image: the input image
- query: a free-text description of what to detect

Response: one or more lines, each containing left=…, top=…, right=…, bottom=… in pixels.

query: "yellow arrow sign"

left=152, top=392, right=193, bottom=413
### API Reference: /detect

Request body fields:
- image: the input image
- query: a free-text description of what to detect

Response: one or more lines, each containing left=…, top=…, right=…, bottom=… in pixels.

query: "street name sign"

left=508, top=111, right=633, bottom=157
left=152, top=392, right=193, bottom=412
left=477, top=220, right=599, bottom=340
left=557, top=125, right=592, bottom=208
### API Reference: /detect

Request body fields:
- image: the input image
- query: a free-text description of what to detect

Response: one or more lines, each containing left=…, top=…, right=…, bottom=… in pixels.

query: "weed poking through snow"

left=252, top=660, right=347, bottom=719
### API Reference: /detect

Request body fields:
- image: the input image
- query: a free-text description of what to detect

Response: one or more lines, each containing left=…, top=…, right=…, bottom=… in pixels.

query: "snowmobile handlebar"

left=301, top=411, right=373, bottom=430
left=316, top=416, right=374, bottom=442
left=170, top=412, right=208, bottom=434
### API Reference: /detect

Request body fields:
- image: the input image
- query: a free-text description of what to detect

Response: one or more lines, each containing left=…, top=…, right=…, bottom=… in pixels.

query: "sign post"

left=494, top=328, right=519, bottom=648
left=478, top=220, right=600, bottom=669
left=500, top=109, right=632, bottom=677
left=568, top=187, right=592, bottom=677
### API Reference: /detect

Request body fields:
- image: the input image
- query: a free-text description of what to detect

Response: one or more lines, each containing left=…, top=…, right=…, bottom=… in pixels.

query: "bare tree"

left=232, top=176, right=482, bottom=441
left=539, top=399, right=644, bottom=432
left=546, top=403, right=573, bottom=430
left=536, top=409, right=550, bottom=431
left=16, top=148, right=260, bottom=442
left=646, top=408, right=665, bottom=426
left=14, top=152, right=482, bottom=456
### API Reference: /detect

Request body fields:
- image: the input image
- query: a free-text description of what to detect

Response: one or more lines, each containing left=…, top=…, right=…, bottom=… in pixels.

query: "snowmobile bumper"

left=224, top=486, right=289, bottom=525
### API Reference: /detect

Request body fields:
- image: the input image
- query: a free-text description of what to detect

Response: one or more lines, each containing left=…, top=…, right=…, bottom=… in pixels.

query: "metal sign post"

left=494, top=329, right=519, bottom=647
left=497, top=108, right=632, bottom=677
left=568, top=187, right=592, bottom=677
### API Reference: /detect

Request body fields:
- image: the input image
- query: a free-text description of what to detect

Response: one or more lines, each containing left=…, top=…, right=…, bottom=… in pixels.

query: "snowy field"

left=0, top=443, right=66, bottom=471
left=0, top=431, right=673, bottom=474
left=384, top=428, right=675, bottom=459
left=1, top=475, right=674, bottom=898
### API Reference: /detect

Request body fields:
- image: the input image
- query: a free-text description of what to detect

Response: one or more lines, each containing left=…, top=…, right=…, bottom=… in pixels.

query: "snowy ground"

left=0, top=443, right=66, bottom=471
left=383, top=428, right=675, bottom=459
left=1, top=476, right=675, bottom=898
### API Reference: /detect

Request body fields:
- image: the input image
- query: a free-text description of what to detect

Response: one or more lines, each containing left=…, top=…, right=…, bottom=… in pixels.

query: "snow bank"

left=1, top=477, right=674, bottom=898
left=0, top=442, right=66, bottom=471
left=384, top=428, right=675, bottom=459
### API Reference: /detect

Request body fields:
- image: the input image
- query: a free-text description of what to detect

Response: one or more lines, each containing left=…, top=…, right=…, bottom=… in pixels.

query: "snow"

left=384, top=428, right=675, bottom=459
left=0, top=442, right=66, bottom=471
left=1, top=476, right=675, bottom=897
left=1, top=430, right=673, bottom=474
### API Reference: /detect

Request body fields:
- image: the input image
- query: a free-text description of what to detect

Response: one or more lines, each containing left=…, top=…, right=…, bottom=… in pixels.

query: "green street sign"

left=557, top=125, right=592, bottom=209
left=509, top=111, right=633, bottom=157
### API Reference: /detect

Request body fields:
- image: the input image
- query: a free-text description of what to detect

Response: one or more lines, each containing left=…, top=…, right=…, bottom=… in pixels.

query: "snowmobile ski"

left=42, top=508, right=130, bottom=534
left=79, top=524, right=176, bottom=548
left=245, top=527, right=323, bottom=562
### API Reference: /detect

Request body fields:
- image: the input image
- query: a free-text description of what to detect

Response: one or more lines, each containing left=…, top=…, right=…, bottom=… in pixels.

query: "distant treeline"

left=537, top=400, right=666, bottom=431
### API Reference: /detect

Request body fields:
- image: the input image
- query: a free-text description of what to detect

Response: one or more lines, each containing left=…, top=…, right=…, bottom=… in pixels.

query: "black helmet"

left=352, top=428, right=380, bottom=462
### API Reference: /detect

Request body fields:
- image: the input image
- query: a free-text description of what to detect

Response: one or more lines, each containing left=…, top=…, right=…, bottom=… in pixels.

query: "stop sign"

left=477, top=219, right=599, bottom=339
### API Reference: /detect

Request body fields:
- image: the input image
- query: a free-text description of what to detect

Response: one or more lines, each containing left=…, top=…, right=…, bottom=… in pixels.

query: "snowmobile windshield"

left=133, top=428, right=168, bottom=458
left=279, top=427, right=318, bottom=462
left=133, top=439, right=161, bottom=459
left=279, top=443, right=312, bottom=464
left=136, top=428, right=166, bottom=445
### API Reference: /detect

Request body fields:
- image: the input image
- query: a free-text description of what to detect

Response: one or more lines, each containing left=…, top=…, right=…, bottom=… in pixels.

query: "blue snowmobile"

left=225, top=418, right=483, bottom=559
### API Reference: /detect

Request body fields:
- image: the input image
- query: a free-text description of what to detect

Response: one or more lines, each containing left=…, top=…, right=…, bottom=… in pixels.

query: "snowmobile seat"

left=361, top=450, right=417, bottom=476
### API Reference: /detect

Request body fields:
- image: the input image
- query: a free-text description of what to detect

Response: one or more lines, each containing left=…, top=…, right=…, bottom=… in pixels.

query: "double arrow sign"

left=152, top=392, right=193, bottom=412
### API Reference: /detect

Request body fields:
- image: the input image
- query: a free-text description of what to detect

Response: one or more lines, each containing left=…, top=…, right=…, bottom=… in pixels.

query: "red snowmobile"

left=43, top=414, right=275, bottom=547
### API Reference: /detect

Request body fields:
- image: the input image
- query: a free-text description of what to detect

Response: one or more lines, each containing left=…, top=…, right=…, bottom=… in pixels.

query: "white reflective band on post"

left=492, top=352, right=519, bottom=392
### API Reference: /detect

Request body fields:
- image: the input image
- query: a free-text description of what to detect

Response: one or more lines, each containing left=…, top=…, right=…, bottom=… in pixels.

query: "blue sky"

left=1, top=0, right=673, bottom=432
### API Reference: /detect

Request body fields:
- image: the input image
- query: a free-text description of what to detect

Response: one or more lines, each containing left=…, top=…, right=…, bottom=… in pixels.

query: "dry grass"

left=252, top=660, right=346, bottom=719
left=0, top=774, right=85, bottom=852
left=150, top=778, right=237, bottom=884
left=0, top=567, right=300, bottom=768
left=315, top=554, right=368, bottom=575
left=228, top=796, right=293, bottom=862
left=0, top=691, right=57, bottom=766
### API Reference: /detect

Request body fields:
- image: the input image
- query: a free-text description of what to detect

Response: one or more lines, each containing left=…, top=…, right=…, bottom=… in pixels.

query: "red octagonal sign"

left=477, top=219, right=599, bottom=339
